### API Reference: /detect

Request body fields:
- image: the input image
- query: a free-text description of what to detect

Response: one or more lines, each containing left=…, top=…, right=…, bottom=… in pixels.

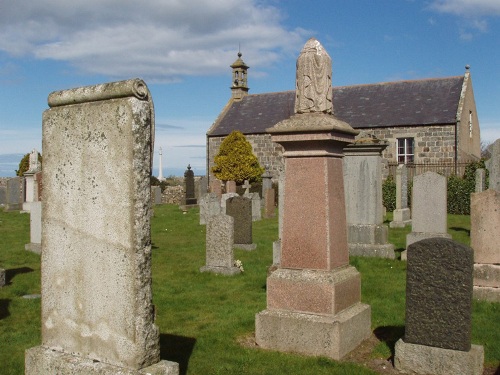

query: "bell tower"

left=230, top=51, right=249, bottom=101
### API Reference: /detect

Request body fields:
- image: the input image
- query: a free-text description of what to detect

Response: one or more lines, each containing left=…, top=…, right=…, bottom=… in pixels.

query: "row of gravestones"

left=1, top=74, right=493, bottom=374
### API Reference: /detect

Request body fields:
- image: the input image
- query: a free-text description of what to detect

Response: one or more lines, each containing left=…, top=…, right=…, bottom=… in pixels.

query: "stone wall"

left=162, top=185, right=183, bottom=205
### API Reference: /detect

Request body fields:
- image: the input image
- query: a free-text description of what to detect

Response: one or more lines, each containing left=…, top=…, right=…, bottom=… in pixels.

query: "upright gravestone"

left=395, top=238, right=484, bottom=375
left=209, top=178, right=223, bottom=199
left=485, top=138, right=500, bottom=191
left=25, top=79, right=179, bottom=374
left=5, top=176, right=23, bottom=212
left=470, top=189, right=500, bottom=302
left=200, top=214, right=241, bottom=275
left=226, top=180, right=237, bottom=194
left=390, top=164, right=412, bottom=228
left=196, top=176, right=208, bottom=201
left=25, top=201, right=42, bottom=254
left=263, top=188, right=275, bottom=218
left=152, top=186, right=162, bottom=205
left=182, top=164, right=197, bottom=207
left=199, top=192, right=222, bottom=225
left=343, top=134, right=395, bottom=258
left=23, top=148, right=42, bottom=212
left=244, top=191, right=261, bottom=222
left=474, top=168, right=486, bottom=193
left=226, top=195, right=256, bottom=250
left=255, top=38, right=370, bottom=360
left=403, top=171, right=451, bottom=260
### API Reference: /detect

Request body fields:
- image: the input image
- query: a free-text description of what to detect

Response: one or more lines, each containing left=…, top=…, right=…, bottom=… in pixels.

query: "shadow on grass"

left=449, top=226, right=470, bottom=236
left=373, top=325, right=405, bottom=361
left=160, top=333, right=196, bottom=375
left=0, top=298, right=11, bottom=320
left=5, top=267, right=33, bottom=285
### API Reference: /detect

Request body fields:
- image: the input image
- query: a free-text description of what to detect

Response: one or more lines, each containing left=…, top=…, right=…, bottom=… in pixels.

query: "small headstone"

left=262, top=167, right=273, bottom=207
left=199, top=193, right=222, bottom=225
left=485, top=138, right=500, bottom=191
left=245, top=192, right=261, bottom=222
left=209, top=178, right=223, bottom=199
left=221, top=192, right=239, bottom=212
left=25, top=201, right=42, bottom=254
left=404, top=172, right=451, bottom=259
left=264, top=188, right=275, bottom=218
left=197, top=176, right=208, bottom=200
left=200, top=214, right=241, bottom=275
left=390, top=164, right=411, bottom=228
left=226, top=180, right=237, bottom=194
left=395, top=238, right=484, bottom=375
left=152, top=186, right=162, bottom=205
left=183, top=164, right=197, bottom=205
left=226, top=195, right=256, bottom=250
left=475, top=168, right=486, bottom=193
left=471, top=189, right=500, bottom=302
left=5, top=177, right=23, bottom=211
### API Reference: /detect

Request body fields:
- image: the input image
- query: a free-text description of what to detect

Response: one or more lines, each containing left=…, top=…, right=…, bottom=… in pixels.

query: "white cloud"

left=428, top=0, right=500, bottom=16
left=0, top=0, right=308, bottom=81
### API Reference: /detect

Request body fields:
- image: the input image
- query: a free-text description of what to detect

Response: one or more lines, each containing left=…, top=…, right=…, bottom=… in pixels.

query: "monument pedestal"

left=389, top=208, right=411, bottom=228
left=394, top=339, right=484, bottom=375
left=199, top=265, right=241, bottom=275
left=473, top=263, right=500, bottom=302
left=26, top=346, right=179, bottom=375
left=348, top=224, right=395, bottom=259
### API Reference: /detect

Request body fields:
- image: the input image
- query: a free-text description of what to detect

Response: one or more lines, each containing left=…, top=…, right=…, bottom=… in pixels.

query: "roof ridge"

left=334, top=75, right=463, bottom=89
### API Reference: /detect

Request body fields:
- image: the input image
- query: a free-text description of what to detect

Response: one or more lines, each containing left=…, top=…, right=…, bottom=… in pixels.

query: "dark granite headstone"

left=226, top=196, right=252, bottom=245
left=5, top=176, right=23, bottom=211
left=405, top=238, right=474, bottom=351
left=183, top=164, right=197, bottom=205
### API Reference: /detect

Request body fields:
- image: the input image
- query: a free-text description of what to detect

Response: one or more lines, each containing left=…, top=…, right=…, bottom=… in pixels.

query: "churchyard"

left=0, top=205, right=498, bottom=374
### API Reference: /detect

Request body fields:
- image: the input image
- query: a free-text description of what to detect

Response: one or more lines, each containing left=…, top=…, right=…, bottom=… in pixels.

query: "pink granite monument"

left=255, top=38, right=371, bottom=360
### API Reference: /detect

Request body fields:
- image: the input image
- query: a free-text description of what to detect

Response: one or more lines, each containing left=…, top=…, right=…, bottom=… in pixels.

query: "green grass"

left=0, top=206, right=499, bottom=374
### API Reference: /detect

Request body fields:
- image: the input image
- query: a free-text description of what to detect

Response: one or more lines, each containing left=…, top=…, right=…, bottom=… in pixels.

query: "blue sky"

left=1, top=0, right=499, bottom=177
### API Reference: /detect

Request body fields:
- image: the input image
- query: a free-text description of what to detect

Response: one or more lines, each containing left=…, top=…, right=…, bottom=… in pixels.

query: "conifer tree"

left=212, top=130, right=264, bottom=184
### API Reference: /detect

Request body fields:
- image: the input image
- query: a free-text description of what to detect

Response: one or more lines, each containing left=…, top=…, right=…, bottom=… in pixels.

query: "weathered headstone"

left=474, top=168, right=486, bottom=193
left=182, top=164, right=197, bottom=206
left=220, top=192, right=238, bottom=212
left=403, top=171, right=451, bottom=260
left=343, top=135, right=395, bottom=258
left=199, top=192, right=222, bottom=225
left=23, top=149, right=42, bottom=212
left=470, top=189, right=500, bottom=302
left=196, top=176, right=208, bottom=200
left=262, top=167, right=273, bottom=198
left=209, top=178, right=223, bottom=199
left=25, top=201, right=42, bottom=254
left=244, top=192, right=261, bottom=222
left=152, top=186, right=162, bottom=205
left=226, top=180, right=237, bottom=194
left=394, top=238, right=484, bottom=375
left=25, top=79, right=178, bottom=374
left=485, top=138, right=500, bottom=191
left=200, top=214, right=241, bottom=275
left=390, top=164, right=412, bottom=228
left=226, top=195, right=256, bottom=250
left=5, top=177, right=23, bottom=211
left=263, top=188, right=275, bottom=218
left=255, top=38, right=370, bottom=361
left=242, top=179, right=251, bottom=195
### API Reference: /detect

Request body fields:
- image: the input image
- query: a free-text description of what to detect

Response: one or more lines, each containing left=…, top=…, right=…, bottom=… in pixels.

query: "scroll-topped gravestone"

left=390, top=164, right=411, bottom=228
left=226, top=195, right=256, bottom=250
left=343, top=135, right=395, bottom=258
left=256, top=38, right=370, bottom=361
left=200, top=214, right=240, bottom=275
left=25, top=79, right=178, bottom=375
left=182, top=164, right=197, bottom=206
left=395, top=238, right=484, bottom=375
left=403, top=172, right=451, bottom=260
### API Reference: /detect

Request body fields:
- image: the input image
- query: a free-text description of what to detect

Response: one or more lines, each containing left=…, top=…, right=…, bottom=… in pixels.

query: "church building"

left=207, top=52, right=481, bottom=181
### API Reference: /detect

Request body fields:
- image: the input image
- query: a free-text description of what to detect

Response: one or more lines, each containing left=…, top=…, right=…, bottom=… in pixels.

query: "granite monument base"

left=389, top=208, right=411, bottom=228
left=25, top=243, right=41, bottom=255
left=347, top=224, right=395, bottom=259
left=25, top=346, right=179, bottom=375
left=199, top=265, right=241, bottom=276
left=348, top=243, right=395, bottom=259
left=394, top=339, right=484, bottom=375
left=234, top=243, right=257, bottom=251
left=255, top=302, right=371, bottom=360
left=402, top=232, right=452, bottom=260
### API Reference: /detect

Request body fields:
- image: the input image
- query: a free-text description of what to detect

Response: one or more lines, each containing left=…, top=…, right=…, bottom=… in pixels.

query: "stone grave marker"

left=390, top=164, right=412, bottom=228
left=226, top=195, right=256, bottom=250
left=23, top=148, right=42, bottom=212
left=209, top=178, right=223, bottom=199
left=471, top=189, right=500, bottom=302
left=5, top=176, right=23, bottom=211
left=25, top=79, right=178, bottom=375
left=343, top=134, right=395, bottom=258
left=152, top=185, right=162, bottom=205
left=245, top=192, right=261, bottom=222
left=182, top=164, right=197, bottom=206
left=263, top=188, right=275, bottom=218
left=395, top=238, right=484, bottom=375
left=196, top=175, right=207, bottom=200
left=199, top=192, right=221, bottom=225
left=200, top=214, right=241, bottom=275
left=226, top=180, right=237, bottom=194
left=403, top=171, right=451, bottom=260
left=255, top=38, right=370, bottom=361
left=25, top=201, right=42, bottom=254
left=242, top=179, right=251, bottom=194
left=475, top=168, right=486, bottom=193
left=220, top=192, right=238, bottom=212
left=485, top=138, right=500, bottom=191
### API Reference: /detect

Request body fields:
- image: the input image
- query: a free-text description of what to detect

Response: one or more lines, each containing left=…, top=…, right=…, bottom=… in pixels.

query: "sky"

left=0, top=0, right=499, bottom=177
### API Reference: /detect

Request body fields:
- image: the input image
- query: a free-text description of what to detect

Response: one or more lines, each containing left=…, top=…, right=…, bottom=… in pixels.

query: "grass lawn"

left=0, top=205, right=498, bottom=374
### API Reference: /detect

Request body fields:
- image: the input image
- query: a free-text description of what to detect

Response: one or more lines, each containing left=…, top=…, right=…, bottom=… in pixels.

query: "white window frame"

left=397, top=138, right=414, bottom=164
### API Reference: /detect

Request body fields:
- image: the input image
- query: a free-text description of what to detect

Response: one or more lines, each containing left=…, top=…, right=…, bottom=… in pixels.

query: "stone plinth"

left=256, top=109, right=371, bottom=360
left=395, top=339, right=484, bottom=375
left=25, top=79, right=178, bottom=374
left=389, top=208, right=411, bottom=228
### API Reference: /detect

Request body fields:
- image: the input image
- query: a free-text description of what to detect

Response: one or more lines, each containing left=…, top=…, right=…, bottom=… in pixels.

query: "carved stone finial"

left=294, top=38, right=333, bottom=115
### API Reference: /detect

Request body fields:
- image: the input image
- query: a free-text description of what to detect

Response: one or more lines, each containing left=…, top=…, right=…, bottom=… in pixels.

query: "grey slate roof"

left=207, top=76, right=464, bottom=137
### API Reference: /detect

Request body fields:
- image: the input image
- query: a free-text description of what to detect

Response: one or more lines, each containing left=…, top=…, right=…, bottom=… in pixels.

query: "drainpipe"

left=454, top=121, right=458, bottom=175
